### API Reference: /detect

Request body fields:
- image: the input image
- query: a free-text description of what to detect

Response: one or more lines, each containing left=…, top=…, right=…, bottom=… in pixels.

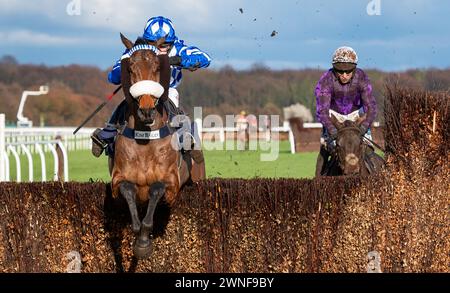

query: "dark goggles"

left=334, top=68, right=355, bottom=75
left=158, top=42, right=173, bottom=49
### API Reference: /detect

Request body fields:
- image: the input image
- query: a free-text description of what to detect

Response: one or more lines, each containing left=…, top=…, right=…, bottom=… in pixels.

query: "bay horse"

left=111, top=33, right=204, bottom=259
left=323, top=114, right=385, bottom=176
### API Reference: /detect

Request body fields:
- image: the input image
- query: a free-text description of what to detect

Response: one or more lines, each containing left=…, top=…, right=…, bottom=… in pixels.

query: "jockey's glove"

left=359, top=124, right=368, bottom=135
left=188, top=62, right=201, bottom=72
left=324, top=130, right=337, bottom=152
left=326, top=138, right=336, bottom=152
left=169, top=56, right=182, bottom=66
left=329, top=130, right=338, bottom=141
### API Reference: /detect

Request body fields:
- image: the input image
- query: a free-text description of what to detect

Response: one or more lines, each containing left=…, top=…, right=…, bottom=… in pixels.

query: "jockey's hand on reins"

left=358, top=124, right=368, bottom=136
left=329, top=130, right=338, bottom=141
left=169, top=56, right=182, bottom=66
left=188, top=62, right=201, bottom=72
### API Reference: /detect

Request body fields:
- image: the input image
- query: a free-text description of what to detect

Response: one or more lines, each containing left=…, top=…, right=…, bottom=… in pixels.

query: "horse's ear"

left=356, top=114, right=367, bottom=126
left=120, top=33, right=134, bottom=50
left=330, top=113, right=343, bottom=129
left=155, top=37, right=166, bottom=47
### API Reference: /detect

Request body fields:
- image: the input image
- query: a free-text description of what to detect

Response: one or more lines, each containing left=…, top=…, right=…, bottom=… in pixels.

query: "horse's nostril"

left=138, top=108, right=150, bottom=117
left=345, top=153, right=359, bottom=166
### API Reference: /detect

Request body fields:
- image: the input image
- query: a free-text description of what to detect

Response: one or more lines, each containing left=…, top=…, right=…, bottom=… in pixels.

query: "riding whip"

left=363, top=136, right=386, bottom=153
left=73, top=85, right=122, bottom=135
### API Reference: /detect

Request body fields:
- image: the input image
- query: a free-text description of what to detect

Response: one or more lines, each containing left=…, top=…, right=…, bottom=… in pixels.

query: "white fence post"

left=0, top=114, right=5, bottom=182
left=35, top=143, right=46, bottom=181
left=56, top=140, right=69, bottom=182
left=47, top=143, right=59, bottom=181
left=3, top=152, right=9, bottom=181
left=8, top=145, right=21, bottom=182
left=20, top=144, right=33, bottom=182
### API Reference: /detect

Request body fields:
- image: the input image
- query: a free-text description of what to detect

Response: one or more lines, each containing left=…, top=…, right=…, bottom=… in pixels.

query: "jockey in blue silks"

left=91, top=16, right=211, bottom=158
left=315, top=46, right=377, bottom=176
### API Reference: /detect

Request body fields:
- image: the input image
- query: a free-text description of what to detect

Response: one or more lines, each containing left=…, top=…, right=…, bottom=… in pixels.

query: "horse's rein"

left=334, top=125, right=364, bottom=169
left=133, top=95, right=160, bottom=107
left=362, top=136, right=385, bottom=153
left=337, top=125, right=361, bottom=136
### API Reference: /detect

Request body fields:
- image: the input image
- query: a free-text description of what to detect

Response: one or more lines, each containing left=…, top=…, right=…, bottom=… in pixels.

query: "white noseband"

left=129, top=80, right=164, bottom=99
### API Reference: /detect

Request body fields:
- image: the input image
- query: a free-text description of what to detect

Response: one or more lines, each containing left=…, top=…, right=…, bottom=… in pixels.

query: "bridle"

left=128, top=51, right=164, bottom=111
left=337, top=125, right=362, bottom=137
left=335, top=125, right=364, bottom=170
left=133, top=94, right=161, bottom=108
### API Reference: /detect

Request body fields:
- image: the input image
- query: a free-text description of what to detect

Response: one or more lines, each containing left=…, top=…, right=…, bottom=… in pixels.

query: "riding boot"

left=175, top=118, right=204, bottom=164
left=315, top=145, right=330, bottom=177
left=91, top=128, right=107, bottom=157
left=189, top=120, right=204, bottom=163
left=190, top=149, right=205, bottom=164
left=91, top=99, right=127, bottom=157
left=363, top=144, right=377, bottom=173
left=165, top=99, right=185, bottom=127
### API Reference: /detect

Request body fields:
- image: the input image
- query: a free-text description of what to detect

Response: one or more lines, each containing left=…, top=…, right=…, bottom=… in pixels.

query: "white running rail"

left=0, top=113, right=83, bottom=182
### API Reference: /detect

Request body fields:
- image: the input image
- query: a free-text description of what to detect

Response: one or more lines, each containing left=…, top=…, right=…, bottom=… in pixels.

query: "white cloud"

left=0, top=0, right=228, bottom=33
left=0, top=29, right=112, bottom=46
left=76, top=0, right=244, bottom=35
left=0, top=0, right=62, bottom=19
left=0, top=0, right=248, bottom=37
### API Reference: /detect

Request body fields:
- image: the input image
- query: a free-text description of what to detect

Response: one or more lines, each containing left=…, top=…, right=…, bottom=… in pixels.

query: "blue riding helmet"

left=143, top=16, right=176, bottom=43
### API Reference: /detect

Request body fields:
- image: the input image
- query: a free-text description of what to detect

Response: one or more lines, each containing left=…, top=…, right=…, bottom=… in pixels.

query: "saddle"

left=95, top=101, right=203, bottom=163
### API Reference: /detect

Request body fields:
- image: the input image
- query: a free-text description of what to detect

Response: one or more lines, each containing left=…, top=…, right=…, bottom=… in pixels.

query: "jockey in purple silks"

left=91, top=16, right=211, bottom=158
left=315, top=46, right=377, bottom=177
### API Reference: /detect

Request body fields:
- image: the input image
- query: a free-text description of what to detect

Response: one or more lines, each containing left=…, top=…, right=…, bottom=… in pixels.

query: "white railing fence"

left=4, top=126, right=93, bottom=154
left=0, top=113, right=95, bottom=182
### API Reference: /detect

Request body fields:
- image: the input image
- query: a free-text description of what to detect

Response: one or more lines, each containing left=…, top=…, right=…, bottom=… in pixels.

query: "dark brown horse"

left=110, top=34, right=204, bottom=259
left=323, top=115, right=384, bottom=176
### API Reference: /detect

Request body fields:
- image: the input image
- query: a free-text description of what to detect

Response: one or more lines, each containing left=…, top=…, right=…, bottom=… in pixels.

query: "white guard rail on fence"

left=0, top=114, right=94, bottom=182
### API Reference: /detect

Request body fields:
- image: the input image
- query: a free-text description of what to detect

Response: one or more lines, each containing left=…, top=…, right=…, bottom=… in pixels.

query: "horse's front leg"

left=119, top=181, right=141, bottom=234
left=134, top=181, right=166, bottom=259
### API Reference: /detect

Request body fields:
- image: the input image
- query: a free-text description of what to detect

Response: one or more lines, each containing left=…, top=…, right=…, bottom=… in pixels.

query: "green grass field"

left=7, top=141, right=318, bottom=182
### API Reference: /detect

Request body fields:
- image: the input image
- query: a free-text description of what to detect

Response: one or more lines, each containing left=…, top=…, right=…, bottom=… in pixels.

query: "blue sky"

left=0, top=0, right=448, bottom=71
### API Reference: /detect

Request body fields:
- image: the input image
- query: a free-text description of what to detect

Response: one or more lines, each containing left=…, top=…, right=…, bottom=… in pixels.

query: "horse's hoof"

left=133, top=241, right=152, bottom=259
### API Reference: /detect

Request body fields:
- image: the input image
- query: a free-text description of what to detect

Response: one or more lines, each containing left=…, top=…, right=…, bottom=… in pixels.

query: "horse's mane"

left=342, top=120, right=357, bottom=128
left=134, top=37, right=149, bottom=46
